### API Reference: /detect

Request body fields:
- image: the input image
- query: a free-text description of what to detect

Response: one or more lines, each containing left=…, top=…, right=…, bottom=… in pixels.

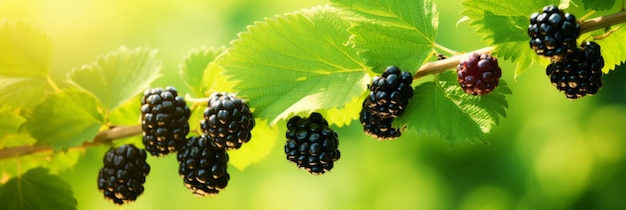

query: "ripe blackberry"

left=177, top=135, right=230, bottom=196
left=456, top=53, right=502, bottom=95
left=359, top=66, right=413, bottom=140
left=363, top=66, right=414, bottom=118
left=97, top=144, right=151, bottom=205
left=201, top=92, right=255, bottom=150
left=546, top=41, right=604, bottom=99
left=528, top=5, right=580, bottom=60
left=141, top=86, right=191, bottom=156
left=359, top=107, right=401, bottom=140
left=285, top=112, right=340, bottom=175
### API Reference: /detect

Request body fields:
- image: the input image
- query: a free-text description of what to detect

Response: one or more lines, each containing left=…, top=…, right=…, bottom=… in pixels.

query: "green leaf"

left=0, top=20, right=53, bottom=108
left=331, top=0, right=439, bottom=72
left=179, top=46, right=227, bottom=97
left=67, top=46, right=161, bottom=112
left=108, top=94, right=143, bottom=147
left=318, top=93, right=364, bottom=127
left=460, top=0, right=566, bottom=77
left=24, top=90, right=104, bottom=151
left=0, top=168, right=77, bottom=210
left=395, top=71, right=511, bottom=145
left=202, top=58, right=237, bottom=94
left=581, top=0, right=616, bottom=11
left=592, top=27, right=626, bottom=72
left=228, top=119, right=279, bottom=170
left=0, top=106, right=26, bottom=141
left=217, top=5, right=369, bottom=125
left=109, top=94, right=141, bottom=126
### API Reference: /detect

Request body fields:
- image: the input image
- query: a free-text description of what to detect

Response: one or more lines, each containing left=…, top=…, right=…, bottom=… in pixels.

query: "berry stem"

left=578, top=10, right=597, bottom=22
left=0, top=125, right=142, bottom=160
left=184, top=93, right=210, bottom=103
left=593, top=24, right=624, bottom=40
left=413, top=47, right=494, bottom=79
left=433, top=43, right=461, bottom=56
left=184, top=93, right=211, bottom=111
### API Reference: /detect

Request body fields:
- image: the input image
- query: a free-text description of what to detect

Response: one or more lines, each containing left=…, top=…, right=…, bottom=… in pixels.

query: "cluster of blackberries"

left=456, top=53, right=502, bottom=95
left=141, top=87, right=191, bottom=156
left=528, top=5, right=580, bottom=61
left=360, top=66, right=414, bottom=140
left=99, top=89, right=256, bottom=205
left=285, top=112, right=340, bottom=175
left=97, top=144, right=151, bottom=204
left=528, top=5, right=604, bottom=99
left=179, top=92, right=254, bottom=196
left=546, top=41, right=604, bottom=99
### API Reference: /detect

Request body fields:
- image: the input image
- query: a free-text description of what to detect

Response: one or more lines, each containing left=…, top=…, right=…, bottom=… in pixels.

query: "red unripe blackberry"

left=141, top=86, right=191, bottom=156
left=546, top=41, right=604, bottom=99
left=177, top=135, right=230, bottom=196
left=201, top=92, right=255, bottom=150
left=528, top=5, right=580, bottom=60
left=97, top=144, right=151, bottom=205
left=285, top=112, right=340, bottom=175
left=456, top=53, right=502, bottom=95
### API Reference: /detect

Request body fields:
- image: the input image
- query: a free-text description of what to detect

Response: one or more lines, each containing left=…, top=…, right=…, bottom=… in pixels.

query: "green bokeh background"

left=2, top=0, right=626, bottom=209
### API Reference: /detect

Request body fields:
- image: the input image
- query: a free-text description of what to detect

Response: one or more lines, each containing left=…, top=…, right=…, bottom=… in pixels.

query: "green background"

left=1, top=0, right=625, bottom=209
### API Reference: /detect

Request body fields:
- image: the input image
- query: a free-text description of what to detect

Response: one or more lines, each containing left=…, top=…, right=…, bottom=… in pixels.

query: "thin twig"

left=0, top=125, right=141, bottom=160
left=579, top=10, right=626, bottom=34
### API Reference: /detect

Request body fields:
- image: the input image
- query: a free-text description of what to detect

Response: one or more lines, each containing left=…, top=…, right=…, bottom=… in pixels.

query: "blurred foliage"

left=1, top=0, right=625, bottom=210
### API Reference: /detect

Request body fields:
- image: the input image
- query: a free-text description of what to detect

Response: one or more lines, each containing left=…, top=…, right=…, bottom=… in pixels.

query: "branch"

left=579, top=10, right=626, bottom=33
left=413, top=10, right=626, bottom=79
left=0, top=125, right=142, bottom=160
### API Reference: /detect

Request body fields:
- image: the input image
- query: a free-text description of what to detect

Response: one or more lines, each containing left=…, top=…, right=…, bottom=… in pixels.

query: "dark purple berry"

left=456, top=53, right=502, bottom=95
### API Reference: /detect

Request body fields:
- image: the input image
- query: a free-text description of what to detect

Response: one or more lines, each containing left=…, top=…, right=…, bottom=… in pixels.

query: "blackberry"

left=201, top=92, right=255, bottom=150
left=285, top=112, right=340, bottom=175
left=546, top=41, right=604, bottom=99
left=363, top=66, right=414, bottom=118
left=141, top=86, right=191, bottom=156
left=528, top=5, right=580, bottom=60
left=177, top=135, right=230, bottom=196
left=97, top=144, right=151, bottom=205
left=359, top=107, right=401, bottom=140
left=456, top=53, right=502, bottom=95
left=359, top=66, right=413, bottom=140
